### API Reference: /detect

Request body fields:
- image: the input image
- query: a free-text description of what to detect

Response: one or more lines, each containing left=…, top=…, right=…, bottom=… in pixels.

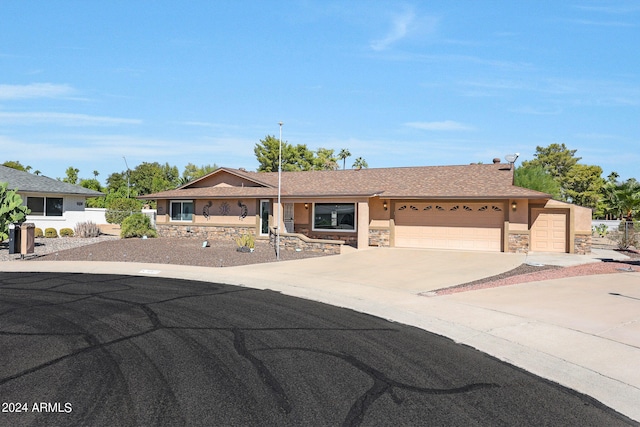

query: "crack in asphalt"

left=256, top=346, right=500, bottom=426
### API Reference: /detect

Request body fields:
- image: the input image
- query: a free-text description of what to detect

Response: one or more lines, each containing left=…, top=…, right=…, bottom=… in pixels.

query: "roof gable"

left=0, top=165, right=104, bottom=197
left=181, top=167, right=276, bottom=189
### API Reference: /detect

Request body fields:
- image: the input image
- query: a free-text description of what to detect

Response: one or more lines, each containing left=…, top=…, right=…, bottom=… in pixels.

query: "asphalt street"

left=0, top=272, right=635, bottom=426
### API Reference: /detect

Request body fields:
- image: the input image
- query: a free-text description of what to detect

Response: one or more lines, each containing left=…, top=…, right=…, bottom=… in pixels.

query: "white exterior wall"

left=23, top=194, right=107, bottom=232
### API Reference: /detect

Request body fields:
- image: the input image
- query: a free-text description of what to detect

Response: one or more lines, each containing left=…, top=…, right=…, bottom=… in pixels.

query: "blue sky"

left=1, top=1, right=638, bottom=183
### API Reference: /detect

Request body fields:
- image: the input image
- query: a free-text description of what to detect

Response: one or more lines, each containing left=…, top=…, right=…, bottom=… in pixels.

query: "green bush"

left=60, top=228, right=74, bottom=237
left=45, top=228, right=58, bottom=238
left=120, top=213, right=157, bottom=239
left=592, top=223, right=608, bottom=237
left=34, top=227, right=44, bottom=238
left=106, top=197, right=143, bottom=225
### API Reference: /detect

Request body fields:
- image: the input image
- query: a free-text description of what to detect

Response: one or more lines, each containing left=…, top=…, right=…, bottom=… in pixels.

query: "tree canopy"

left=514, top=165, right=561, bottom=199
left=518, top=143, right=603, bottom=209
left=254, top=135, right=354, bottom=172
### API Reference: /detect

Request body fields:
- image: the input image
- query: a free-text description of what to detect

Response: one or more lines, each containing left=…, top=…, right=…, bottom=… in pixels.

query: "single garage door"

left=531, top=209, right=567, bottom=252
left=394, top=202, right=505, bottom=251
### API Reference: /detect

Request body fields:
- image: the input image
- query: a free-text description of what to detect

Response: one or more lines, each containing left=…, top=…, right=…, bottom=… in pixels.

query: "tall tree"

left=338, top=148, right=351, bottom=170
left=129, top=162, right=180, bottom=195
left=181, top=163, right=218, bottom=183
left=563, top=164, right=604, bottom=209
left=255, top=135, right=288, bottom=172
left=314, top=148, right=339, bottom=170
left=521, top=143, right=580, bottom=182
left=61, top=166, right=79, bottom=185
left=514, top=165, right=561, bottom=199
left=2, top=161, right=32, bottom=172
left=615, top=179, right=640, bottom=220
left=254, top=135, right=317, bottom=172
left=352, top=157, right=368, bottom=169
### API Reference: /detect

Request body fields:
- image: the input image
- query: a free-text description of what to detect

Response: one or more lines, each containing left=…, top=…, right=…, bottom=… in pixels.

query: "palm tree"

left=352, top=157, right=368, bottom=170
left=338, top=148, right=351, bottom=170
left=616, top=179, right=640, bottom=220
left=93, top=170, right=100, bottom=179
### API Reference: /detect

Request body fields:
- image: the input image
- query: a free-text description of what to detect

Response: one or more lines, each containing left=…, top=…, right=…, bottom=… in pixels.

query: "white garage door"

left=531, top=209, right=567, bottom=253
left=394, top=202, right=505, bottom=251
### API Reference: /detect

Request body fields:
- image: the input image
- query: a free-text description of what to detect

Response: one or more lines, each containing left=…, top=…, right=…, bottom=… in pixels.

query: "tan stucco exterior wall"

left=508, top=198, right=529, bottom=231
left=188, top=171, right=260, bottom=188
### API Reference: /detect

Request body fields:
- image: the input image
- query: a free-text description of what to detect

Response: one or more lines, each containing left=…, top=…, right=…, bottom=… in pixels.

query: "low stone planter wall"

left=294, top=226, right=357, bottom=247
left=272, top=231, right=343, bottom=255
left=157, top=224, right=256, bottom=240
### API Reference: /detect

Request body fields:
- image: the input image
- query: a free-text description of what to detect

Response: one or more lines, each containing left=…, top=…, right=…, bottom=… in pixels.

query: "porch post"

left=357, top=201, right=370, bottom=249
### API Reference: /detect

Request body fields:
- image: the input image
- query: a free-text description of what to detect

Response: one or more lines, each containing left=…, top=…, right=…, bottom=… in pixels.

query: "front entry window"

left=313, top=203, right=356, bottom=231
left=171, top=201, right=193, bottom=221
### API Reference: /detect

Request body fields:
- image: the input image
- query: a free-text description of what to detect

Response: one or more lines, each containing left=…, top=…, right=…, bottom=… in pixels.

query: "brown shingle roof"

left=141, top=164, right=550, bottom=200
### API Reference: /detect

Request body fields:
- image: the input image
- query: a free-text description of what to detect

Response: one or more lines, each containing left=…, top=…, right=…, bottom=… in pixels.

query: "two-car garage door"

left=394, top=202, right=504, bottom=252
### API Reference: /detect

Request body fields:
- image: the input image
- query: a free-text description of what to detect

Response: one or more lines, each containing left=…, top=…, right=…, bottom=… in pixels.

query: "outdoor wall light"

left=511, top=201, right=517, bottom=211
left=383, top=201, right=388, bottom=210
left=304, top=203, right=309, bottom=209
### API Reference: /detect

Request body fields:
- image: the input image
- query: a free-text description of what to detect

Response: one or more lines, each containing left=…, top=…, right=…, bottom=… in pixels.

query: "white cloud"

left=0, top=112, right=141, bottom=126
left=370, top=10, right=415, bottom=51
left=0, top=83, right=74, bottom=100
left=404, top=120, right=474, bottom=131
left=369, top=7, right=439, bottom=52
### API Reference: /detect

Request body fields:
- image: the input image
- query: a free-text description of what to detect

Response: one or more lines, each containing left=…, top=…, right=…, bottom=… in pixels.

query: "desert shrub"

left=592, top=223, right=608, bottom=238
left=75, top=221, right=101, bottom=238
left=106, top=197, right=143, bottom=225
left=44, top=228, right=58, bottom=238
left=34, top=227, right=44, bottom=238
left=59, top=228, right=74, bottom=237
left=610, top=220, right=640, bottom=249
left=120, top=213, right=157, bottom=238
left=235, top=233, right=255, bottom=252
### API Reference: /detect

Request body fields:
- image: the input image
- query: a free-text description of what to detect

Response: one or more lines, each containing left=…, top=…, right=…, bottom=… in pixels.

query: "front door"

left=284, top=203, right=294, bottom=233
left=260, top=200, right=270, bottom=236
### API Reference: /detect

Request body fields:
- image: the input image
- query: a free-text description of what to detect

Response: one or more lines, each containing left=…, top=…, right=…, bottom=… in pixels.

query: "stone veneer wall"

left=574, top=233, right=592, bottom=255
left=276, top=234, right=343, bottom=255
left=508, top=232, right=530, bottom=253
left=369, top=228, right=390, bottom=247
left=295, top=226, right=357, bottom=247
left=157, top=224, right=255, bottom=240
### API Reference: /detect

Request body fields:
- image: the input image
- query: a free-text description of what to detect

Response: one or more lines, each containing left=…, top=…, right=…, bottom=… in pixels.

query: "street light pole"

left=123, top=156, right=131, bottom=198
left=277, top=121, right=283, bottom=261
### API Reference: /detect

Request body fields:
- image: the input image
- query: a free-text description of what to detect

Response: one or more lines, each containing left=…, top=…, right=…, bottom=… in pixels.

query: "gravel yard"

left=1, top=235, right=638, bottom=293
left=1, top=236, right=330, bottom=267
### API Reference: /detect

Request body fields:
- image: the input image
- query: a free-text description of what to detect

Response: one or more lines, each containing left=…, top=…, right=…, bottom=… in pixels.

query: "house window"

left=313, top=203, right=356, bottom=232
left=27, top=197, right=63, bottom=216
left=170, top=200, right=194, bottom=221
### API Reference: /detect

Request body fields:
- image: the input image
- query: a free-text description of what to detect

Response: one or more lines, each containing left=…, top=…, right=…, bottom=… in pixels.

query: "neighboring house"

left=140, top=160, right=593, bottom=254
left=0, top=165, right=105, bottom=232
